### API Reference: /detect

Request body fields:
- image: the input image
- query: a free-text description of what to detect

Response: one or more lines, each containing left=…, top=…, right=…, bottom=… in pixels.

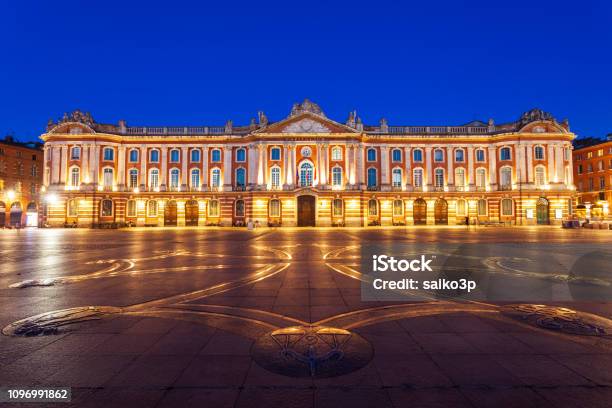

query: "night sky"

left=2, top=0, right=610, bottom=141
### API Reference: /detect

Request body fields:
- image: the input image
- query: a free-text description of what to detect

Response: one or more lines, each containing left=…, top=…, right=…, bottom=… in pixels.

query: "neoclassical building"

left=41, top=100, right=575, bottom=227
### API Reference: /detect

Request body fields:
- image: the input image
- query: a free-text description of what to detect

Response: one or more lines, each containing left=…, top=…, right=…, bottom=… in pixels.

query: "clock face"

left=301, top=147, right=312, bottom=157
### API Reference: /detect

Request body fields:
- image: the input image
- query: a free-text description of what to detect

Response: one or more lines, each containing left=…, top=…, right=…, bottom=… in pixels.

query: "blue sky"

left=1, top=0, right=611, bottom=141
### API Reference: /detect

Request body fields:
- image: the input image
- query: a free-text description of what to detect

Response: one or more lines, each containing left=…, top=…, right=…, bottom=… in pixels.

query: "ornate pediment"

left=282, top=118, right=331, bottom=133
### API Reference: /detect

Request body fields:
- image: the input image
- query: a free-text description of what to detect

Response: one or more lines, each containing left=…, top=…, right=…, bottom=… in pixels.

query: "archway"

left=297, top=195, right=316, bottom=226
left=536, top=197, right=549, bottom=225
left=26, top=202, right=38, bottom=227
left=164, top=200, right=178, bottom=226
left=9, top=202, right=22, bottom=227
left=0, top=201, right=5, bottom=227
left=413, top=198, right=427, bottom=225
left=434, top=199, right=448, bottom=225
left=185, top=200, right=199, bottom=226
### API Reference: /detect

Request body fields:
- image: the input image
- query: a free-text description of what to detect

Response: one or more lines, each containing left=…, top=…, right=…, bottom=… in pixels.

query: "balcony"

left=499, top=184, right=512, bottom=191
left=433, top=186, right=444, bottom=192
left=367, top=185, right=380, bottom=191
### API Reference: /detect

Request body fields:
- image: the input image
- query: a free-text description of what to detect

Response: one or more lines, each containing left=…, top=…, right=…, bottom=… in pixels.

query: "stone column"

left=467, top=146, right=474, bottom=188
left=358, top=145, right=365, bottom=187
left=517, top=144, right=527, bottom=183
left=181, top=147, right=189, bottom=189
left=345, top=145, right=352, bottom=186
left=286, top=145, right=295, bottom=186
left=91, top=145, right=100, bottom=186
left=257, top=144, right=266, bottom=187
left=404, top=146, right=411, bottom=188
left=446, top=147, right=454, bottom=186
left=223, top=146, right=232, bottom=190
left=81, top=145, right=89, bottom=185
left=555, top=144, right=564, bottom=183
left=282, top=145, right=289, bottom=188
left=381, top=145, right=390, bottom=186
left=425, top=147, right=433, bottom=187
left=161, top=146, right=168, bottom=189
left=117, top=146, right=126, bottom=189
left=526, top=143, right=533, bottom=183
left=488, top=147, right=497, bottom=187
left=322, top=144, right=329, bottom=186
left=59, top=145, right=68, bottom=185
left=547, top=144, right=555, bottom=184
left=202, top=146, right=209, bottom=188
left=140, top=146, right=147, bottom=189
left=43, top=146, right=50, bottom=187
left=248, top=144, right=257, bottom=187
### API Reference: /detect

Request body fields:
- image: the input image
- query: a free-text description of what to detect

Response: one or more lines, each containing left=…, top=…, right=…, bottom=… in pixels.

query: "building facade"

left=573, top=135, right=612, bottom=219
left=0, top=136, right=44, bottom=227
left=41, top=101, right=575, bottom=228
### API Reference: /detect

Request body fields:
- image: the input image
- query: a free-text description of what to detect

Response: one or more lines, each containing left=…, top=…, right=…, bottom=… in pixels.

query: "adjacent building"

left=573, top=135, right=612, bottom=219
left=0, top=136, right=44, bottom=227
left=40, top=100, right=575, bottom=228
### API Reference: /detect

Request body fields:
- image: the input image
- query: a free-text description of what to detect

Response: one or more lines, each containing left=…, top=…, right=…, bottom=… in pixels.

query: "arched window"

left=103, top=168, right=114, bottom=188
left=67, top=199, right=78, bottom=217
left=211, top=149, right=221, bottom=162
left=475, top=149, right=485, bottom=162
left=208, top=199, right=220, bottom=217
left=101, top=199, right=113, bottom=217
left=455, top=168, right=466, bottom=187
left=270, top=166, right=281, bottom=188
left=269, top=199, right=281, bottom=217
left=170, top=149, right=180, bottom=163
left=332, top=167, right=342, bottom=186
left=332, top=198, right=343, bottom=217
left=434, top=168, right=444, bottom=188
left=235, top=199, right=245, bottom=217
left=500, top=147, right=511, bottom=161
left=129, top=149, right=139, bottom=163
left=299, top=162, right=313, bottom=187
left=149, top=149, right=160, bottom=163
left=149, top=169, right=159, bottom=189
left=147, top=200, right=158, bottom=217
left=211, top=168, right=221, bottom=187
left=103, top=148, right=114, bottom=161
left=434, top=149, right=444, bottom=162
left=190, top=149, right=201, bottom=162
left=169, top=168, right=180, bottom=189
left=393, top=199, right=403, bottom=216
left=392, top=148, right=402, bottom=162
left=70, top=167, right=80, bottom=187
left=71, top=147, right=81, bottom=160
left=413, top=149, right=423, bottom=162
left=392, top=168, right=402, bottom=187
left=367, top=168, right=377, bottom=187
left=367, top=148, right=377, bottom=162
left=331, top=147, right=342, bottom=161
left=456, top=199, right=466, bottom=216
left=477, top=199, right=487, bottom=216
left=126, top=199, right=137, bottom=217
left=535, top=166, right=546, bottom=186
left=501, top=198, right=513, bottom=216
left=455, top=149, right=465, bottom=162
left=270, top=147, right=281, bottom=161
left=191, top=169, right=200, bottom=189
left=476, top=168, right=486, bottom=189
left=235, top=168, right=246, bottom=187
left=368, top=199, right=378, bottom=216
left=413, top=168, right=423, bottom=187
left=129, top=169, right=138, bottom=188
left=236, top=148, right=246, bottom=162
left=534, top=146, right=545, bottom=160
left=500, top=167, right=512, bottom=188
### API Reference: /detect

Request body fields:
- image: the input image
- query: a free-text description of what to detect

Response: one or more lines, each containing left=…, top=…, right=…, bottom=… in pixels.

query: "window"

left=587, top=163, right=593, bottom=173
left=331, top=147, right=342, bottom=161
left=392, top=149, right=402, bottom=162
left=149, top=169, right=159, bottom=189
left=455, top=168, right=465, bottom=187
left=477, top=199, right=487, bottom=216
left=70, top=167, right=80, bottom=187
left=169, top=169, right=180, bottom=189
left=367, top=148, right=377, bottom=162
left=149, top=149, right=159, bottom=163
left=299, top=162, right=313, bottom=187
left=270, top=147, right=281, bottom=161
left=269, top=199, right=281, bottom=217
left=393, top=199, right=403, bottom=216
left=500, top=147, right=511, bottom=161
left=236, top=168, right=246, bottom=187
left=208, top=200, right=219, bottom=217
left=368, top=199, right=378, bottom=216
left=332, top=199, right=343, bottom=217
left=577, top=164, right=583, bottom=174
left=392, top=168, right=402, bottom=187
left=476, top=168, right=486, bottom=189
left=597, top=149, right=604, bottom=157
left=235, top=199, right=245, bottom=217
left=103, top=148, right=114, bottom=161
left=129, top=149, right=139, bottom=162
left=191, top=149, right=201, bottom=162
left=500, top=167, right=512, bottom=188
left=455, top=149, right=464, bottom=162
left=598, top=161, right=604, bottom=171
left=332, top=167, right=342, bottom=186
left=501, top=198, right=513, bottom=216
left=211, top=149, right=221, bottom=162
left=534, top=146, right=544, bottom=160
left=103, top=168, right=113, bottom=187
left=129, top=169, right=138, bottom=188
left=367, top=168, right=377, bottom=187
left=211, top=168, right=221, bottom=188
left=191, top=169, right=200, bottom=189
left=126, top=200, right=137, bottom=217
left=413, top=149, right=423, bottom=162
left=71, top=147, right=81, bottom=160
left=147, top=200, right=157, bottom=217
left=271, top=167, right=281, bottom=188
left=535, top=166, right=545, bottom=186
left=587, top=152, right=593, bottom=159
left=456, top=199, right=466, bottom=216
left=170, top=149, right=180, bottom=163
left=413, top=168, right=423, bottom=187
left=236, top=148, right=246, bottom=162
left=434, top=168, right=444, bottom=188
left=476, top=149, right=485, bottom=162
left=588, top=178, right=594, bottom=191
left=434, top=149, right=444, bottom=162
left=600, top=177, right=605, bottom=190
left=67, top=199, right=78, bottom=217
left=101, top=199, right=113, bottom=217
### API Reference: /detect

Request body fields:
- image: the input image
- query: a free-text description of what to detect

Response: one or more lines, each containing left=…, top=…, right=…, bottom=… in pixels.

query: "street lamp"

left=6, top=190, right=15, bottom=201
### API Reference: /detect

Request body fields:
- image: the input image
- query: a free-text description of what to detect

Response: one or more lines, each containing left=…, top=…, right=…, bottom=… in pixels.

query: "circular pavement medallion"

left=251, top=325, right=374, bottom=378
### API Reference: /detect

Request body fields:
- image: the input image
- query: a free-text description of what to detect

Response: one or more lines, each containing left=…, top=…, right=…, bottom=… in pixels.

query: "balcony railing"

left=367, top=185, right=379, bottom=191
left=385, top=126, right=493, bottom=135
left=124, top=126, right=229, bottom=136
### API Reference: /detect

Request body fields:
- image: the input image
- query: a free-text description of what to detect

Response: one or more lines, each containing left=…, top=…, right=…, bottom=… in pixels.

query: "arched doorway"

left=0, top=201, right=5, bottom=227
left=164, top=200, right=177, bottom=226
left=26, top=202, right=38, bottom=227
left=185, top=200, right=199, bottom=226
left=9, top=202, right=22, bottom=227
left=297, top=195, right=316, bottom=226
left=536, top=197, right=549, bottom=225
left=434, top=199, right=448, bottom=225
left=413, top=198, right=427, bottom=225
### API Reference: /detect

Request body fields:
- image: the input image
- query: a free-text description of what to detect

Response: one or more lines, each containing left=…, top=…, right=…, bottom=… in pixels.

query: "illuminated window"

left=70, top=147, right=81, bottom=160
left=101, top=199, right=113, bottom=217
left=70, top=167, right=80, bottom=187
left=208, top=200, right=219, bottom=217
left=534, top=146, right=544, bottom=160
left=368, top=199, right=378, bottom=216
left=331, top=147, right=342, bottom=161
left=392, top=168, right=402, bottom=187
left=434, top=168, right=444, bottom=187
left=67, top=199, right=78, bottom=217
left=129, top=169, right=138, bottom=188
left=271, top=167, right=281, bottom=188
left=235, top=199, right=245, bottom=217
left=332, top=199, right=343, bottom=216
left=455, top=168, right=465, bottom=187
left=169, top=169, right=180, bottom=189
left=147, top=200, right=157, bottom=217
left=269, top=199, right=281, bottom=217
left=500, top=167, right=512, bottom=188
left=413, top=168, right=423, bottom=187
left=126, top=200, right=137, bottom=217
left=476, top=168, right=486, bottom=189
left=456, top=199, right=466, bottom=216
left=477, top=199, right=487, bottom=216
left=190, top=169, right=200, bottom=189
left=501, top=198, right=513, bottom=216
left=103, top=168, right=113, bottom=187
left=535, top=166, right=545, bottom=186
left=211, top=168, right=221, bottom=187
left=393, top=199, right=403, bottom=216
left=299, top=162, right=313, bottom=187
left=149, top=169, right=159, bottom=189
left=332, top=167, right=342, bottom=186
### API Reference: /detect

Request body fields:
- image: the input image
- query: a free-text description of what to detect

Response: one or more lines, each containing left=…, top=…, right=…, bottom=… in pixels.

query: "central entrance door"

left=413, top=198, right=427, bottom=225
left=297, top=195, right=316, bottom=227
left=185, top=200, right=199, bottom=226
left=164, top=200, right=177, bottom=226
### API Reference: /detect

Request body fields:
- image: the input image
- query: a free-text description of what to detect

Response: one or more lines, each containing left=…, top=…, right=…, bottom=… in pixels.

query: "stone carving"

left=290, top=98, right=325, bottom=117
left=282, top=119, right=331, bottom=134
left=258, top=111, right=268, bottom=126
left=518, top=108, right=554, bottom=126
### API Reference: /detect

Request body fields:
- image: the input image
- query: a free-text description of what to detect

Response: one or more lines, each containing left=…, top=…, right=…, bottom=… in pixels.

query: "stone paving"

left=0, top=226, right=611, bottom=407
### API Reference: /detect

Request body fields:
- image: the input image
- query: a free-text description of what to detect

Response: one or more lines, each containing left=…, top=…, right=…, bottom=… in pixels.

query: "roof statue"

left=290, top=99, right=325, bottom=117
